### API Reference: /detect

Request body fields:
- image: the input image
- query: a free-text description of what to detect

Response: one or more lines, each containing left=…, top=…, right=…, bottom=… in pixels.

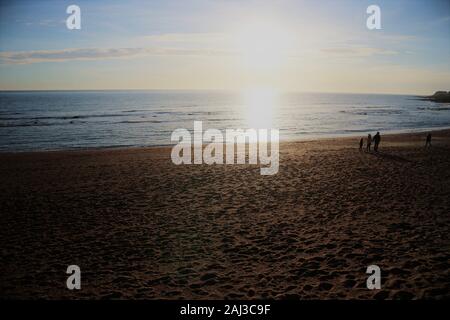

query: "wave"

left=0, top=122, right=57, bottom=128
left=121, top=109, right=149, bottom=113
left=340, top=109, right=403, bottom=115
left=0, top=114, right=125, bottom=121
left=417, top=106, right=450, bottom=111
left=118, top=120, right=163, bottom=124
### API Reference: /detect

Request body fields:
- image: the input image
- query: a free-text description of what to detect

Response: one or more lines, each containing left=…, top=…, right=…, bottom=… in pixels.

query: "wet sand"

left=0, top=130, right=449, bottom=299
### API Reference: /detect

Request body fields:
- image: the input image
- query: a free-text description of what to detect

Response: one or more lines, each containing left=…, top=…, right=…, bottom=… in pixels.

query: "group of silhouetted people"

left=359, top=132, right=381, bottom=152
left=359, top=132, right=433, bottom=152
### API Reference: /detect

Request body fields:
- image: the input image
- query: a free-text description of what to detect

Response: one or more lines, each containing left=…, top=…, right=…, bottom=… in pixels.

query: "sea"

left=1, top=90, right=449, bottom=152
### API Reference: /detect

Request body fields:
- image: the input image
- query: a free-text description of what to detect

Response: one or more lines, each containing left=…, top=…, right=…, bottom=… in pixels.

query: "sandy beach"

left=0, top=130, right=449, bottom=300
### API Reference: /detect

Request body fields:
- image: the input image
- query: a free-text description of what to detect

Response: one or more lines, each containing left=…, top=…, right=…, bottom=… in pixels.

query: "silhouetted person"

left=366, top=134, right=372, bottom=152
left=425, top=133, right=432, bottom=148
left=373, top=132, right=381, bottom=152
left=359, top=138, right=364, bottom=150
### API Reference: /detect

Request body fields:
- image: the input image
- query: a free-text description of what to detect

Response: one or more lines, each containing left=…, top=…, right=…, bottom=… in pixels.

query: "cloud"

left=20, top=18, right=65, bottom=27
left=141, top=32, right=230, bottom=44
left=321, top=46, right=398, bottom=57
left=0, top=46, right=235, bottom=64
left=366, top=33, right=418, bottom=43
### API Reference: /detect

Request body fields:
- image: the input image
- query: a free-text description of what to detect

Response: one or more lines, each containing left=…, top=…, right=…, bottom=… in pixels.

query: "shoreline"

left=1, top=127, right=449, bottom=155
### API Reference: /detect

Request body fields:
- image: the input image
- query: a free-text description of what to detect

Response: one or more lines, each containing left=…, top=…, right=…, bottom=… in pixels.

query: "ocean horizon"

left=1, top=90, right=450, bottom=152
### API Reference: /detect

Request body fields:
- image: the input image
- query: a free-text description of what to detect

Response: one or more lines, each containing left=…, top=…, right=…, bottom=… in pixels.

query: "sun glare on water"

left=243, top=88, right=279, bottom=133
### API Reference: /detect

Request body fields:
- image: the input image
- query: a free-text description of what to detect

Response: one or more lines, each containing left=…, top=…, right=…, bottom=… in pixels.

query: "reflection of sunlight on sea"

left=242, top=88, right=279, bottom=142
left=2, top=90, right=450, bottom=151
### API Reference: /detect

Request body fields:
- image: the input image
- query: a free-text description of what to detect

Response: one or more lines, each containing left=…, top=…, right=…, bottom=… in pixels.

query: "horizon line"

left=0, top=88, right=433, bottom=96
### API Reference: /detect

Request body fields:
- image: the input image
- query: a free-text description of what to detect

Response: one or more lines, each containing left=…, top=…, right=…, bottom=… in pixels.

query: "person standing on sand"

left=373, top=132, right=381, bottom=152
left=366, top=134, right=372, bottom=152
left=359, top=138, right=364, bottom=150
left=425, top=133, right=432, bottom=148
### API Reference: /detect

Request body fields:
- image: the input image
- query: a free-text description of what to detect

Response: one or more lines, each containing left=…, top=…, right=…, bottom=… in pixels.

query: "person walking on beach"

left=366, top=134, right=372, bottom=152
left=373, top=132, right=381, bottom=152
left=425, top=133, right=432, bottom=148
left=359, top=138, right=364, bottom=150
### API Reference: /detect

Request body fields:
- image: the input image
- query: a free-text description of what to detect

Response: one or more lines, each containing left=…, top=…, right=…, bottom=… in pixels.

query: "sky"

left=0, top=0, right=449, bottom=94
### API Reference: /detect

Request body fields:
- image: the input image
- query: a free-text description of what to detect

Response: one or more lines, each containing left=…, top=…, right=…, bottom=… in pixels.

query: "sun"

left=233, top=19, right=295, bottom=70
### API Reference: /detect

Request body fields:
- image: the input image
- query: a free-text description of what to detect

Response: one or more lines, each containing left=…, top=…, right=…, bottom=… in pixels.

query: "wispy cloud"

left=20, top=18, right=65, bottom=27
left=0, top=45, right=399, bottom=65
left=0, top=46, right=235, bottom=64
left=321, top=46, right=398, bottom=57
left=141, top=32, right=230, bottom=44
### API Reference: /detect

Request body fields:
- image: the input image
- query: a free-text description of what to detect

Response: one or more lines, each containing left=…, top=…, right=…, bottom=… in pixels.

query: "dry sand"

left=0, top=130, right=449, bottom=299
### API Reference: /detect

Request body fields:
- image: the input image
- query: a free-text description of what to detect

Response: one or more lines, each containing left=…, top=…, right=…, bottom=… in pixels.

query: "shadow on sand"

left=366, top=151, right=413, bottom=163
